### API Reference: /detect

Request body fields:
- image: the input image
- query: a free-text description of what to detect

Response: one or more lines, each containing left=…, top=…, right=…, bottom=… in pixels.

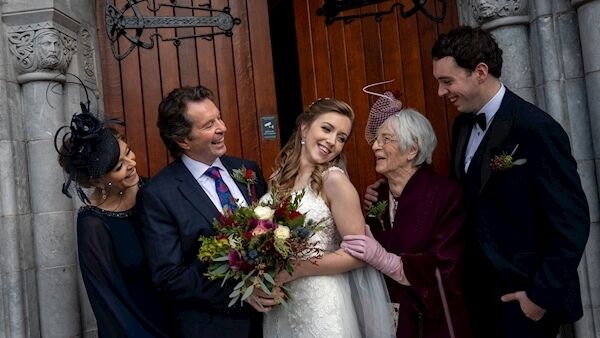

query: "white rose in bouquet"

left=254, top=205, right=275, bottom=220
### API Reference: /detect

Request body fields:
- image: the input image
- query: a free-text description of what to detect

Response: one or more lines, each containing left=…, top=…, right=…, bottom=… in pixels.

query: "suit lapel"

left=454, top=118, right=471, bottom=180
left=476, top=93, right=516, bottom=194
left=172, top=161, right=219, bottom=220
left=221, top=156, right=252, bottom=204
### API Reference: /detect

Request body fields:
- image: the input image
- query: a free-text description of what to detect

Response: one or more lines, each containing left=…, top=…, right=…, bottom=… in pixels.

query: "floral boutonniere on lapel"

left=232, top=166, right=258, bottom=202
left=366, top=200, right=388, bottom=231
left=490, top=144, right=527, bottom=172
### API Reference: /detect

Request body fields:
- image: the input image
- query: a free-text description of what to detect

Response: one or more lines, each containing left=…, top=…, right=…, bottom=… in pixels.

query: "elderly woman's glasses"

left=374, top=134, right=398, bottom=147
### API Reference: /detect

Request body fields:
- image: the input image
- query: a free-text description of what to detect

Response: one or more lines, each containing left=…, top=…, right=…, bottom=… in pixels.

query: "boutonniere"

left=232, top=166, right=258, bottom=202
left=490, top=144, right=527, bottom=172
left=366, top=200, right=388, bottom=231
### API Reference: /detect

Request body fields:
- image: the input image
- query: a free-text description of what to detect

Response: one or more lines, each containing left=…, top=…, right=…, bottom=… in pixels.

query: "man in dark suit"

left=430, top=26, right=590, bottom=337
left=138, top=86, right=277, bottom=338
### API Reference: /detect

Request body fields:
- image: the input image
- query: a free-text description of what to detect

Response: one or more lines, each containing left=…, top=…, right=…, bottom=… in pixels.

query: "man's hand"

left=501, top=291, right=546, bottom=321
left=364, top=178, right=385, bottom=209
left=247, top=287, right=280, bottom=312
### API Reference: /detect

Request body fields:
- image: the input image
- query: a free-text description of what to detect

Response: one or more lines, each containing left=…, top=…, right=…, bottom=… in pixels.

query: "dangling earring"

left=301, top=138, right=305, bottom=145
left=101, top=181, right=112, bottom=200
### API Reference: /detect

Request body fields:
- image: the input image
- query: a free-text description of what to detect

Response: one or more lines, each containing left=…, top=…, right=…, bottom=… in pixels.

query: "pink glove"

left=342, top=226, right=408, bottom=285
left=342, top=234, right=399, bottom=274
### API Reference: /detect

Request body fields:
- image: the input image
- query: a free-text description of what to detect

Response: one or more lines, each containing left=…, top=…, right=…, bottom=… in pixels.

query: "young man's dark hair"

left=432, top=25, right=503, bottom=78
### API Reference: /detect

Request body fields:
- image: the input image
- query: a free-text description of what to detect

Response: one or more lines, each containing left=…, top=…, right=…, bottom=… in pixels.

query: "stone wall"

left=0, top=1, right=102, bottom=337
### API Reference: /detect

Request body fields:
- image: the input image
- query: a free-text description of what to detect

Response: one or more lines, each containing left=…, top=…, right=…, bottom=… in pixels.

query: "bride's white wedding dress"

left=263, top=167, right=395, bottom=338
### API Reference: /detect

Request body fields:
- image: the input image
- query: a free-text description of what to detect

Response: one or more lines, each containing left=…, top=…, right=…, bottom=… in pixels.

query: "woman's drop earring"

left=301, top=138, right=305, bottom=145
left=101, top=181, right=112, bottom=200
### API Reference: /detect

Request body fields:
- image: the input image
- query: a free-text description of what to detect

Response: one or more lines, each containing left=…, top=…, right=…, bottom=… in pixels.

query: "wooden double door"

left=97, top=0, right=459, bottom=196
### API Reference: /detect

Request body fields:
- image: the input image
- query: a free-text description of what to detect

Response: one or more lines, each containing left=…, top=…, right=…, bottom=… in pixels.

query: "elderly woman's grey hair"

left=383, top=108, right=437, bottom=166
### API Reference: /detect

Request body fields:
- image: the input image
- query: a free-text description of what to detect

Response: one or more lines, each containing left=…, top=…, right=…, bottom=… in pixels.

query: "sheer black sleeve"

left=77, top=214, right=168, bottom=338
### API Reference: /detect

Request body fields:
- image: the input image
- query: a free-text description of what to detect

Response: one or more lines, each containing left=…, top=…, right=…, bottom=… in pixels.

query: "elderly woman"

left=342, top=108, right=471, bottom=338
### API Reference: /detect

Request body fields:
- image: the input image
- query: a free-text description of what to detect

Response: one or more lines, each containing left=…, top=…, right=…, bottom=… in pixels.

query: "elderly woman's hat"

left=363, top=80, right=403, bottom=145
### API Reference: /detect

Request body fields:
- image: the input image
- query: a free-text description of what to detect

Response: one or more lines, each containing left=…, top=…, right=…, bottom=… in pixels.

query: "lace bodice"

left=296, top=186, right=341, bottom=253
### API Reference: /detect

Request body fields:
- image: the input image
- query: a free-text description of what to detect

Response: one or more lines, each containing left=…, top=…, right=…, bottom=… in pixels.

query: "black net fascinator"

left=54, top=86, right=123, bottom=203
left=363, top=80, right=403, bottom=145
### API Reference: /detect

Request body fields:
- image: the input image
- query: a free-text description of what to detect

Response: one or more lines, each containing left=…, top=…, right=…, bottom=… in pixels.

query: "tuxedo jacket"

left=450, top=89, right=590, bottom=322
left=138, top=156, right=267, bottom=338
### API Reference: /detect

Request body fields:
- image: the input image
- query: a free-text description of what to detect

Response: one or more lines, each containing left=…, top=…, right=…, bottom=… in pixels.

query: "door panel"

left=97, top=0, right=280, bottom=178
left=293, top=0, right=460, bottom=197
left=97, top=0, right=460, bottom=198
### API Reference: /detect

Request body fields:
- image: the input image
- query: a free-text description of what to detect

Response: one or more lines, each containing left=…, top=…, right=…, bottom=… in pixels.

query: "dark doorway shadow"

left=268, top=0, right=303, bottom=146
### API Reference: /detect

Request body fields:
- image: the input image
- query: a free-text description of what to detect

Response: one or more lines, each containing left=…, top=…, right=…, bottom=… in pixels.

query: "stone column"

left=0, top=16, right=39, bottom=338
left=5, top=17, right=81, bottom=337
left=571, top=1, right=600, bottom=337
left=472, top=0, right=535, bottom=102
left=530, top=1, right=600, bottom=336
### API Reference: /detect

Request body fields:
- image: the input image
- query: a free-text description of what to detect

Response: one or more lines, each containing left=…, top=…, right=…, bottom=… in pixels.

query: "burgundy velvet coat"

left=368, top=166, right=471, bottom=338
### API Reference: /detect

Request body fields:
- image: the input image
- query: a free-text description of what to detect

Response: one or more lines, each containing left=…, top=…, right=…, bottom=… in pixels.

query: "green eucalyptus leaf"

left=263, top=273, right=276, bottom=285
left=228, top=296, right=239, bottom=307
left=258, top=278, right=271, bottom=294
left=221, top=270, right=231, bottom=287
left=229, top=288, right=241, bottom=298
left=213, top=255, right=230, bottom=262
left=212, top=263, right=229, bottom=275
left=234, top=280, right=245, bottom=290
left=242, top=269, right=256, bottom=281
left=242, top=284, right=255, bottom=301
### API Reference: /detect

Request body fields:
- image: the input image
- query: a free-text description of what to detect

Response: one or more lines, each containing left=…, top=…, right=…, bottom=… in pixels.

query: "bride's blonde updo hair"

left=270, top=98, right=355, bottom=195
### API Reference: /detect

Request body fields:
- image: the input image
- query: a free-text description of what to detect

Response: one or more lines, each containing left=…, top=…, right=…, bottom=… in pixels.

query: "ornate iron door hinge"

left=105, top=0, right=241, bottom=60
left=317, top=0, right=447, bottom=25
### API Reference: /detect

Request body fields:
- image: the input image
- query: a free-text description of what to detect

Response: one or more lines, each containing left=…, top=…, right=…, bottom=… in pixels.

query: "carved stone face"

left=473, top=0, right=498, bottom=19
left=35, top=32, right=62, bottom=69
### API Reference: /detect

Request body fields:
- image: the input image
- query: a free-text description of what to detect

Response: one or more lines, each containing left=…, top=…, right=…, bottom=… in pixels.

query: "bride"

left=262, top=98, right=394, bottom=338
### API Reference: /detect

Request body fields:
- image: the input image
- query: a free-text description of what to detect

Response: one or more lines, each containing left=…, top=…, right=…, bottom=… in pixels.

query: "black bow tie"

left=470, top=113, right=487, bottom=131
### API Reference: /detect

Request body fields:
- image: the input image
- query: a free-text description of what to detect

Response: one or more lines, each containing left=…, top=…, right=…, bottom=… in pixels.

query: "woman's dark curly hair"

left=431, top=26, right=503, bottom=78
left=157, top=85, right=214, bottom=158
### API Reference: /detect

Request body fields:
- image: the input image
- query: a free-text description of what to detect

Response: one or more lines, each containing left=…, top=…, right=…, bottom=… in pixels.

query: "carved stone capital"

left=78, top=27, right=97, bottom=85
left=8, top=25, right=76, bottom=78
left=471, top=0, right=529, bottom=24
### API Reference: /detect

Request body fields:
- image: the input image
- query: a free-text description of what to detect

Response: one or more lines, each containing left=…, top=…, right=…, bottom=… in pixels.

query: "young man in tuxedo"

left=138, top=85, right=277, bottom=338
left=430, top=26, right=590, bottom=338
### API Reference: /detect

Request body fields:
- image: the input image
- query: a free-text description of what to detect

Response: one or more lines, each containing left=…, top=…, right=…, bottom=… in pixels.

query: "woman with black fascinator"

left=56, top=109, right=173, bottom=338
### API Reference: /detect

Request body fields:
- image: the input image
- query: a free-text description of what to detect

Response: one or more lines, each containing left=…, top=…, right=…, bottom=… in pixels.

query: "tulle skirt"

left=263, top=265, right=395, bottom=338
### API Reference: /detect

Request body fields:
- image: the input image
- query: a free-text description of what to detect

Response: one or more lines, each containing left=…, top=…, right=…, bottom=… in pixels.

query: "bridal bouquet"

left=198, top=189, right=321, bottom=307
